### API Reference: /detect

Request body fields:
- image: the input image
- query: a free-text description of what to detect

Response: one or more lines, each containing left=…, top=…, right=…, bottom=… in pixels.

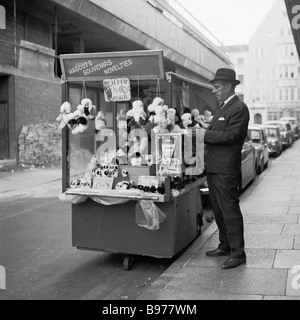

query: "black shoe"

left=206, top=248, right=230, bottom=257
left=221, top=257, right=246, bottom=270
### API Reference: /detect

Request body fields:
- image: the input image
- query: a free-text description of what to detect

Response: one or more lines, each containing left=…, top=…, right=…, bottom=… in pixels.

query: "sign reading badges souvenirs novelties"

left=103, top=78, right=131, bottom=102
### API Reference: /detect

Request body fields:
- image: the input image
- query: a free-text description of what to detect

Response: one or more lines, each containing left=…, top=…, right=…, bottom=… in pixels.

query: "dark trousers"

left=206, top=172, right=246, bottom=259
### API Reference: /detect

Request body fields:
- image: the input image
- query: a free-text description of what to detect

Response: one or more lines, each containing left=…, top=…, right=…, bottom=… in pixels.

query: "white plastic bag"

left=57, top=192, right=87, bottom=204
left=135, top=200, right=166, bottom=231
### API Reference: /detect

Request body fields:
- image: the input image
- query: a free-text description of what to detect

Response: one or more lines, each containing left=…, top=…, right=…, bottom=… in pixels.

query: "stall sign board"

left=104, top=78, right=131, bottom=102
left=93, top=177, right=114, bottom=191
left=60, top=50, right=165, bottom=82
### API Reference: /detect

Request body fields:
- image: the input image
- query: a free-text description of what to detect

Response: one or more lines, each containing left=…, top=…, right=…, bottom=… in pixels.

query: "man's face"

left=212, top=81, right=230, bottom=103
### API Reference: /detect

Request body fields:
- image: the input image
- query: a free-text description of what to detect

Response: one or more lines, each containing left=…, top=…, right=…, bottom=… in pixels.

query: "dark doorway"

left=0, top=76, right=9, bottom=159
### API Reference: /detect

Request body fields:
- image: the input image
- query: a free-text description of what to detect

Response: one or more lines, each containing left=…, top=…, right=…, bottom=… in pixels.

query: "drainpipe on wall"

left=14, top=0, right=17, bottom=67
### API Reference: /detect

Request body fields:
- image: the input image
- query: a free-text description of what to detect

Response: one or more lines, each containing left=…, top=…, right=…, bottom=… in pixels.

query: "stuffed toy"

left=94, top=111, right=107, bottom=134
left=181, top=113, right=192, bottom=129
left=81, top=98, right=96, bottom=120
left=115, top=181, right=130, bottom=190
left=167, top=108, right=181, bottom=133
left=70, top=104, right=89, bottom=134
left=56, top=102, right=75, bottom=129
left=148, top=97, right=165, bottom=123
left=145, top=154, right=153, bottom=166
left=122, top=170, right=129, bottom=177
left=127, top=100, right=147, bottom=129
left=86, top=156, right=99, bottom=175
left=131, top=153, right=142, bottom=166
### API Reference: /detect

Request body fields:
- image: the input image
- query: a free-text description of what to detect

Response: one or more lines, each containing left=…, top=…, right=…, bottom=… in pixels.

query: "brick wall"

left=0, top=0, right=53, bottom=67
left=14, top=76, right=61, bottom=133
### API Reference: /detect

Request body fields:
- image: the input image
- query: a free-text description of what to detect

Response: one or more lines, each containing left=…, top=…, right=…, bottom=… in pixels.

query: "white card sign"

left=93, top=176, right=114, bottom=191
left=103, top=78, right=131, bottom=102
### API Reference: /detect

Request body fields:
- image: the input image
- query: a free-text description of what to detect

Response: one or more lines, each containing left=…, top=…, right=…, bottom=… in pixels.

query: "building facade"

left=0, top=0, right=231, bottom=162
left=248, top=0, right=300, bottom=125
left=226, top=45, right=250, bottom=106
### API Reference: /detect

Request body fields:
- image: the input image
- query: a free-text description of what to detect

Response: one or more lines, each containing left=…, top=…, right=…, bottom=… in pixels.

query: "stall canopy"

left=285, top=0, right=300, bottom=61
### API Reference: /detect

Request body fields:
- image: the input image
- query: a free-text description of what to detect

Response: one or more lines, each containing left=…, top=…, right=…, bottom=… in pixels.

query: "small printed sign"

left=93, top=176, right=114, bottom=191
left=103, top=78, right=131, bottom=102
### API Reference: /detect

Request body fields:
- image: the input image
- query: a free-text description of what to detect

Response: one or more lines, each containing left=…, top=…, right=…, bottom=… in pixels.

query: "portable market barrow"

left=59, top=50, right=213, bottom=270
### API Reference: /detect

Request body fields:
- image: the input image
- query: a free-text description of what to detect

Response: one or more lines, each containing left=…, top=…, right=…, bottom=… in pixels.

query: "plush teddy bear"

left=70, top=104, right=89, bottom=134
left=167, top=108, right=181, bottom=133
left=94, top=111, right=107, bottom=134
left=127, top=100, right=147, bottom=129
left=56, top=102, right=75, bottom=129
left=181, top=113, right=192, bottom=129
left=86, top=156, right=99, bottom=176
left=131, top=153, right=142, bottom=166
left=81, top=98, right=96, bottom=120
left=148, top=97, right=165, bottom=123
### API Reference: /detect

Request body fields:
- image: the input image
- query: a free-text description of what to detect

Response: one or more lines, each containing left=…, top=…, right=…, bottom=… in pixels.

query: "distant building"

left=248, top=0, right=300, bottom=125
left=226, top=45, right=250, bottom=106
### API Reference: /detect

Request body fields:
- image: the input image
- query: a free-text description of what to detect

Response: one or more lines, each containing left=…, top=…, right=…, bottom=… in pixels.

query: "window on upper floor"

left=238, top=75, right=244, bottom=84
left=237, top=58, right=244, bottom=66
left=254, top=48, right=265, bottom=59
left=254, top=68, right=261, bottom=80
left=279, top=28, right=285, bottom=37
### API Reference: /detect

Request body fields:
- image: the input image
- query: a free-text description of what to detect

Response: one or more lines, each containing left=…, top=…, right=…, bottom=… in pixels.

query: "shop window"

left=238, top=75, right=244, bottom=84
left=254, top=113, right=262, bottom=125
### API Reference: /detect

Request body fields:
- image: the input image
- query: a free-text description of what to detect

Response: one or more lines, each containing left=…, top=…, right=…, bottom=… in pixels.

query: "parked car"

left=264, top=120, right=294, bottom=149
left=248, top=125, right=269, bottom=174
left=280, top=117, right=299, bottom=140
left=241, top=134, right=256, bottom=190
left=262, top=124, right=283, bottom=157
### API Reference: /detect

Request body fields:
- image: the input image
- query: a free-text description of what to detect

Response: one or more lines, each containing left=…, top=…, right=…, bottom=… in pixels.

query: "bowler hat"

left=210, top=68, right=240, bottom=85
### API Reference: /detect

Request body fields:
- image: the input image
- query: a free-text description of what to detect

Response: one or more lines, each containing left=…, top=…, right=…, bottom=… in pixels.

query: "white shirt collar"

left=222, top=94, right=237, bottom=108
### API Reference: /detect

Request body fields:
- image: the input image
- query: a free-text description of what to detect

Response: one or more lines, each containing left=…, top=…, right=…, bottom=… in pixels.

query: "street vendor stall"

left=58, top=50, right=217, bottom=270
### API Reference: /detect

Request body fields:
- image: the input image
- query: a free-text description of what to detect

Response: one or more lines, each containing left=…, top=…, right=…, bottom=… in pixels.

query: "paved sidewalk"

left=139, top=140, right=300, bottom=300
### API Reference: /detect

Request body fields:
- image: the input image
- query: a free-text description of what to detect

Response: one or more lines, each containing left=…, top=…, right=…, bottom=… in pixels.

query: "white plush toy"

left=71, top=104, right=89, bottom=134
left=86, top=156, right=98, bottom=175
left=56, top=102, right=75, bottom=129
left=181, top=113, right=192, bottom=129
left=81, top=98, right=96, bottom=120
left=94, top=111, right=107, bottom=134
left=166, top=108, right=181, bottom=133
left=127, top=100, right=147, bottom=128
left=148, top=97, right=165, bottom=123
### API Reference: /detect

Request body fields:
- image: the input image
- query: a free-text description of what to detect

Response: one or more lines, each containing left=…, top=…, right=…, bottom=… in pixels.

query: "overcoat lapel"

left=208, top=96, right=239, bottom=130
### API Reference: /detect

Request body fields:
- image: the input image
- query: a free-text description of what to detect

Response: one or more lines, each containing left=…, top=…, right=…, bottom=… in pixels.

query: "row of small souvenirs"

left=69, top=156, right=202, bottom=195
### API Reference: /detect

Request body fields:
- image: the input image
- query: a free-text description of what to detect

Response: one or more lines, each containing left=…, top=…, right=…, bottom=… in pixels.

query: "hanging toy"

left=94, top=111, right=107, bottom=134
left=71, top=104, right=89, bottom=134
left=81, top=98, right=96, bottom=120
left=56, top=102, right=75, bottom=129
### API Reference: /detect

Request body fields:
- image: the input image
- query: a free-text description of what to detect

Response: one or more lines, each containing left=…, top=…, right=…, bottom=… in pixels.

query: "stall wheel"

left=123, top=255, right=135, bottom=271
